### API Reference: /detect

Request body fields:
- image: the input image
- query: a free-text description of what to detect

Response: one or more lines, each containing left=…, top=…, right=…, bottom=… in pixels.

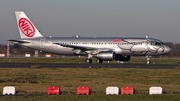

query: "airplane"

left=9, top=11, right=171, bottom=64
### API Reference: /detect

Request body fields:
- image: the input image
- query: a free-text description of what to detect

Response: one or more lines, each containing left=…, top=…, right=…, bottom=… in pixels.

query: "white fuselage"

left=17, top=37, right=171, bottom=56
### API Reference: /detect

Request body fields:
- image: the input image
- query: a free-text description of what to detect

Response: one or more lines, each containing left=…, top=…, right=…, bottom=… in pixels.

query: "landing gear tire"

left=96, top=59, right=103, bottom=63
left=85, top=59, right=92, bottom=63
left=147, top=60, right=151, bottom=64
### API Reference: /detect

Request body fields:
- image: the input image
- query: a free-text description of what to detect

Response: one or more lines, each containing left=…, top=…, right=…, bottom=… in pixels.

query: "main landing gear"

left=85, top=54, right=103, bottom=63
left=96, top=59, right=103, bottom=63
left=85, top=58, right=92, bottom=63
left=85, top=58, right=103, bottom=63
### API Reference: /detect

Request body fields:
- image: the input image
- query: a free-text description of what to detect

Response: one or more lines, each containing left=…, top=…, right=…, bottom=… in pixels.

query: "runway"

left=0, top=62, right=179, bottom=69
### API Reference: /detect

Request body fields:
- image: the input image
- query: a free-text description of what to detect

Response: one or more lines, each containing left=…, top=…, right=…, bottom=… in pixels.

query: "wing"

left=53, top=43, right=96, bottom=50
left=53, top=43, right=114, bottom=52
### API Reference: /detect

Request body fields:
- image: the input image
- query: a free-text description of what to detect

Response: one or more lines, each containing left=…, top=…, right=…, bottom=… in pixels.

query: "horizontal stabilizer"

left=8, top=40, right=30, bottom=44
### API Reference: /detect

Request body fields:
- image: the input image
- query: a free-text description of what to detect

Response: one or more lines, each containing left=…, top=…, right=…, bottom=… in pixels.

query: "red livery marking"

left=18, top=18, right=36, bottom=37
left=114, top=39, right=120, bottom=42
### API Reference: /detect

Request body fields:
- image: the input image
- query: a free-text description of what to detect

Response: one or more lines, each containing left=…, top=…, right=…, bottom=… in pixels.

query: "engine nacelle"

left=95, top=51, right=115, bottom=61
left=73, top=49, right=86, bottom=55
left=115, top=54, right=131, bottom=61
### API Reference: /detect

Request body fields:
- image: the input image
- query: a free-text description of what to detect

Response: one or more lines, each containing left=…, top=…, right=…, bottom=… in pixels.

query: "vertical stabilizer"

left=15, top=11, right=43, bottom=39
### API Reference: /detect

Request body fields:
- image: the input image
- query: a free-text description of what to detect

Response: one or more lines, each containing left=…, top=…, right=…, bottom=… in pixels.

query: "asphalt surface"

left=0, top=62, right=179, bottom=69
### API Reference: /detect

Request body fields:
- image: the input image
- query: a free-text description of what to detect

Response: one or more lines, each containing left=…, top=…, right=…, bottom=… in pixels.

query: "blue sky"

left=0, top=0, right=180, bottom=44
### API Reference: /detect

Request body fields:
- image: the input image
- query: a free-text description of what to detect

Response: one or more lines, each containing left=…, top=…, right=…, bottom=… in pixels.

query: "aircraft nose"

left=164, top=46, right=171, bottom=54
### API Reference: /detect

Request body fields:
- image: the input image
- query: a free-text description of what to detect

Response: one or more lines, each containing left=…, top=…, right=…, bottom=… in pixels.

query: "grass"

left=1, top=95, right=180, bottom=101
left=0, top=67, right=180, bottom=101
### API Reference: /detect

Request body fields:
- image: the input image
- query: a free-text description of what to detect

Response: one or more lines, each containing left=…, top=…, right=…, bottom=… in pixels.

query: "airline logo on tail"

left=15, top=11, right=43, bottom=39
left=18, top=18, right=35, bottom=37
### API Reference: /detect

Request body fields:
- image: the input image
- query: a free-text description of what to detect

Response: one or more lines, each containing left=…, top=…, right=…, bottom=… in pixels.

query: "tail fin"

left=15, top=11, right=43, bottom=39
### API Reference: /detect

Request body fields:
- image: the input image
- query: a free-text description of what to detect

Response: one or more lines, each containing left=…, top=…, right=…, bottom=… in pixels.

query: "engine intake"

left=95, top=51, right=115, bottom=61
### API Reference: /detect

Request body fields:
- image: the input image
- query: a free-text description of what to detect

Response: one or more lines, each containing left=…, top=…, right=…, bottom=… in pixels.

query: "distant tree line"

left=0, top=42, right=179, bottom=57
left=164, top=42, right=180, bottom=57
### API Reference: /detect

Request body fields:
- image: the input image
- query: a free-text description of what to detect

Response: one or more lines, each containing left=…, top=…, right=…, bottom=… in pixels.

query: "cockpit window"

left=155, top=42, right=160, bottom=45
left=151, top=41, right=161, bottom=46
left=150, top=38, right=164, bottom=45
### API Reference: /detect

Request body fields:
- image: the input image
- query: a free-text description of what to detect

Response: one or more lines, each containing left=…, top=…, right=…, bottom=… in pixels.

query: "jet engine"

left=95, top=51, right=115, bottom=61
left=115, top=54, right=131, bottom=61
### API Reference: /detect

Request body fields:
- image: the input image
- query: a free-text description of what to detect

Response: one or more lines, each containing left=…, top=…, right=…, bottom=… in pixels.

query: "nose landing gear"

left=146, top=56, right=151, bottom=64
